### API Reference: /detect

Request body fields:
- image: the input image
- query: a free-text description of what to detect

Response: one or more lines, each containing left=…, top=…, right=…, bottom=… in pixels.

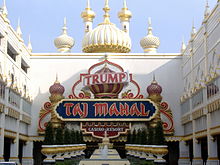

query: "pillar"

left=0, top=111, right=5, bottom=161
left=192, top=138, right=203, bottom=165
left=22, top=141, right=34, bottom=165
left=9, top=119, right=19, bottom=163
left=178, top=141, right=190, bottom=165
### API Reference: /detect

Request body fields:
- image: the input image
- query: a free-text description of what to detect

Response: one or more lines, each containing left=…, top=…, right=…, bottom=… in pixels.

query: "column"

left=9, top=119, right=19, bottom=163
left=22, top=141, right=33, bottom=165
left=178, top=141, right=190, bottom=165
left=192, top=119, right=203, bottom=165
left=0, top=110, right=5, bottom=161
left=206, top=113, right=219, bottom=164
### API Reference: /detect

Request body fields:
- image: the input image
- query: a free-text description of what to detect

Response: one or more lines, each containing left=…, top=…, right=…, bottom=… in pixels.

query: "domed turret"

left=82, top=0, right=131, bottom=53
left=81, top=0, right=96, bottom=33
left=140, top=18, right=160, bottom=53
left=118, top=0, right=132, bottom=33
left=147, top=75, right=162, bottom=102
left=54, top=18, right=74, bottom=53
left=49, top=76, right=65, bottom=95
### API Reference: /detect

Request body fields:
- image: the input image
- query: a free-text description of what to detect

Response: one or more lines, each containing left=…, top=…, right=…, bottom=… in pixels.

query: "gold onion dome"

left=82, top=0, right=131, bottom=53
left=54, top=18, right=74, bottom=53
left=118, top=0, right=132, bottom=22
left=140, top=18, right=160, bottom=53
left=81, top=0, right=95, bottom=22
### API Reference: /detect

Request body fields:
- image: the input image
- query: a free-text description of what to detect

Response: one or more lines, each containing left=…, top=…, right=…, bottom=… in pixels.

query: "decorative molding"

left=181, top=114, right=191, bottom=124
left=182, top=134, right=193, bottom=141
left=0, top=104, right=5, bottom=113
left=207, top=98, right=220, bottom=113
left=192, top=108, right=204, bottom=120
left=21, top=114, right=31, bottom=125
left=195, top=130, right=207, bottom=139
left=7, top=107, right=20, bottom=119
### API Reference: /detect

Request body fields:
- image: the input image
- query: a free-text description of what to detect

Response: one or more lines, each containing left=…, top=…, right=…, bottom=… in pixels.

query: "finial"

left=191, top=20, right=196, bottom=37
left=16, top=18, right=22, bottom=37
left=62, top=17, right=67, bottom=35
left=27, top=35, right=32, bottom=52
left=153, top=73, right=156, bottom=81
left=1, top=0, right=8, bottom=18
left=147, top=17, right=153, bottom=35
left=86, top=0, right=90, bottom=9
left=103, top=0, right=110, bottom=23
left=55, top=73, right=59, bottom=83
left=181, top=36, right=186, bottom=53
left=204, top=0, right=210, bottom=19
left=123, top=0, right=127, bottom=9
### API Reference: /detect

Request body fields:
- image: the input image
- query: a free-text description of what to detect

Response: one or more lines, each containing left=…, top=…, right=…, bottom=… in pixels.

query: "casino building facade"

left=0, top=0, right=219, bottom=164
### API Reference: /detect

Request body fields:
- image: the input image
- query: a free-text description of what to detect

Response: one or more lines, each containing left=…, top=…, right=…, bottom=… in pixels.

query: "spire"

left=16, top=18, right=22, bottom=38
left=1, top=0, right=8, bottom=18
left=103, top=0, right=110, bottom=23
left=191, top=20, right=196, bottom=38
left=123, top=0, right=127, bottom=9
left=181, top=37, right=186, bottom=53
left=86, top=0, right=90, bottom=9
left=148, top=17, right=153, bottom=35
left=55, top=73, right=59, bottom=83
left=204, top=0, right=210, bottom=19
left=27, top=35, right=32, bottom=52
left=62, top=17, right=67, bottom=35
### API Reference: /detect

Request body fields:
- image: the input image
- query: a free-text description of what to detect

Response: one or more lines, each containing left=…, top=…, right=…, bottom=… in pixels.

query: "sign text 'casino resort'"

left=55, top=99, right=158, bottom=121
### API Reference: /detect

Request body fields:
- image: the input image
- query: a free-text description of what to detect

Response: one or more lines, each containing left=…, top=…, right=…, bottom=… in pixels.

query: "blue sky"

left=5, top=0, right=217, bottom=53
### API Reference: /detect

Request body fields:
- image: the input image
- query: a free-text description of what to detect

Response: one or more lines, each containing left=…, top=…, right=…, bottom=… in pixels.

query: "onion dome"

left=54, top=18, right=74, bottom=53
left=147, top=75, right=162, bottom=96
left=82, top=0, right=131, bottom=53
left=81, top=0, right=95, bottom=23
left=118, top=0, right=132, bottom=22
left=49, top=76, right=65, bottom=95
left=88, top=63, right=124, bottom=99
left=140, top=18, right=160, bottom=53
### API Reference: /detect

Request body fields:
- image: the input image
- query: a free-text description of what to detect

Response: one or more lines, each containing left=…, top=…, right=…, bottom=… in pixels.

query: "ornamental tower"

left=81, top=0, right=96, bottom=33
left=118, top=0, right=132, bottom=34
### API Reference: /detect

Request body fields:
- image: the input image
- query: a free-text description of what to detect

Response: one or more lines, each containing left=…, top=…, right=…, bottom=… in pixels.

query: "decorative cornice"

left=7, top=108, right=20, bottom=119
left=207, top=98, right=220, bottom=113
left=192, top=108, right=204, bottom=120
left=181, top=114, right=191, bottom=124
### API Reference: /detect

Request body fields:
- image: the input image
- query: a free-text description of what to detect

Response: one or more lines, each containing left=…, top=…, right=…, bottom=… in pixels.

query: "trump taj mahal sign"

left=55, top=99, right=158, bottom=121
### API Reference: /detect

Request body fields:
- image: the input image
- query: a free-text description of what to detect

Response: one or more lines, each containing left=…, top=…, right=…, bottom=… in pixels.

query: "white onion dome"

left=82, top=0, right=131, bottom=53
left=54, top=18, right=74, bottom=53
left=140, top=18, right=160, bottom=53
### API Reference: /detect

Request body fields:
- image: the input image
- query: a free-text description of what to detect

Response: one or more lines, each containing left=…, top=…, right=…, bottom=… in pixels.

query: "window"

left=22, top=99, right=31, bottom=114
left=192, top=90, right=203, bottom=109
left=207, top=77, right=220, bottom=99
left=0, top=81, right=5, bottom=100
left=21, top=59, right=29, bottom=73
left=7, top=43, right=17, bottom=61
left=181, top=99, right=190, bottom=115
left=8, top=89, right=20, bottom=108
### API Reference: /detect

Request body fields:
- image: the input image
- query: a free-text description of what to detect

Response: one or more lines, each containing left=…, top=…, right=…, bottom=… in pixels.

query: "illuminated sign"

left=55, top=99, right=158, bottom=121
left=83, top=72, right=129, bottom=86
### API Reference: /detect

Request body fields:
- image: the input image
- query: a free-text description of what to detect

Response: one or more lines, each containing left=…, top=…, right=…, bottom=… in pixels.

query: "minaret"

left=81, top=0, right=95, bottom=33
left=204, top=0, right=210, bottom=19
left=118, top=0, right=132, bottom=34
left=180, top=37, right=186, bottom=53
left=27, top=35, right=32, bottom=52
